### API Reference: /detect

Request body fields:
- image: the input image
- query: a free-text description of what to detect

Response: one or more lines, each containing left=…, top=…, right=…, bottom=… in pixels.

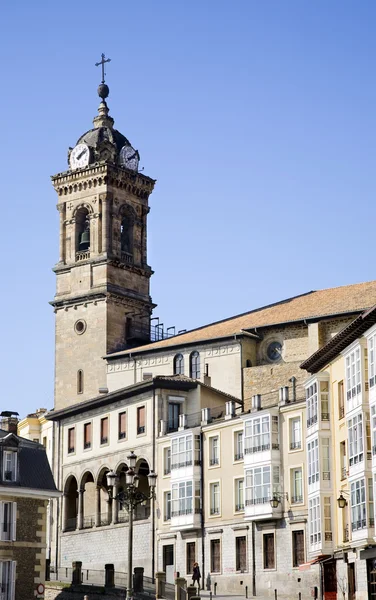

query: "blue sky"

left=1, top=1, right=376, bottom=418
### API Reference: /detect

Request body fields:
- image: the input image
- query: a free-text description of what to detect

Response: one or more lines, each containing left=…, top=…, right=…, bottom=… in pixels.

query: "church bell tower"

left=51, top=59, right=156, bottom=410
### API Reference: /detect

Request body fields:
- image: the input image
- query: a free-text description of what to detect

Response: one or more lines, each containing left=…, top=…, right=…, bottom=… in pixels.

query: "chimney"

left=251, top=395, right=261, bottom=411
left=0, top=412, right=19, bottom=434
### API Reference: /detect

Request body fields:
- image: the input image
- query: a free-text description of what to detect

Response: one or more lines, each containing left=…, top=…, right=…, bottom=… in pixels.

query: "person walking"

left=192, top=562, right=201, bottom=588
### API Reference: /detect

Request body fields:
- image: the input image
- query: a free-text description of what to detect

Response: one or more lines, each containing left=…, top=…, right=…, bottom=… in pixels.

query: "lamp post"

left=106, top=451, right=157, bottom=600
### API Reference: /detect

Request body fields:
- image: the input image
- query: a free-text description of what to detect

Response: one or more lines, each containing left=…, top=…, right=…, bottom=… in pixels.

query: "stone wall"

left=0, top=497, right=48, bottom=600
left=60, top=520, right=152, bottom=574
left=243, top=361, right=307, bottom=410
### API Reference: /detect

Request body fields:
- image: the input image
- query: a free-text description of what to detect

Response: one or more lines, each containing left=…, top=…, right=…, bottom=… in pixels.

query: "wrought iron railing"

left=290, top=441, right=301, bottom=450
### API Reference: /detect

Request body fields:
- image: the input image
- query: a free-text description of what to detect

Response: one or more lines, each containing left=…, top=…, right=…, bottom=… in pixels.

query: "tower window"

left=76, top=208, right=90, bottom=254
left=174, top=354, right=184, bottom=375
left=121, top=217, right=134, bottom=258
left=190, top=351, right=200, bottom=379
left=77, top=370, right=84, bottom=394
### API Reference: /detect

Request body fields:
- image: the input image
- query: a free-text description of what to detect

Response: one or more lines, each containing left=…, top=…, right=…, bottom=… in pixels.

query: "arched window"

left=76, top=208, right=90, bottom=253
left=190, top=351, right=200, bottom=379
left=77, top=370, right=84, bottom=394
left=174, top=354, right=184, bottom=375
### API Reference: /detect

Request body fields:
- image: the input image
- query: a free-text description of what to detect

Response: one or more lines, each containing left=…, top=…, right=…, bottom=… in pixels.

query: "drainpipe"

left=55, top=421, right=61, bottom=569
left=152, top=387, right=156, bottom=581
left=200, top=431, right=205, bottom=590
left=252, top=521, right=256, bottom=596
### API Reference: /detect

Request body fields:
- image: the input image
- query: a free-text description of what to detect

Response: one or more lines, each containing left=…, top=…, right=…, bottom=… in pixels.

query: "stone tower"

left=51, top=80, right=155, bottom=410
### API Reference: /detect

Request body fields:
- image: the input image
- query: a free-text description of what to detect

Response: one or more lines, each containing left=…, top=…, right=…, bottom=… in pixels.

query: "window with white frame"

left=346, top=347, right=362, bottom=401
left=369, top=333, right=376, bottom=388
left=369, top=478, right=374, bottom=528
left=306, top=383, right=318, bottom=427
left=323, top=497, right=332, bottom=541
left=351, top=478, right=366, bottom=530
left=290, top=417, right=301, bottom=450
left=2, top=452, right=17, bottom=483
left=235, top=478, right=244, bottom=512
left=172, top=481, right=192, bottom=516
left=291, top=468, right=303, bottom=504
left=210, top=482, right=220, bottom=515
left=348, top=413, right=364, bottom=466
left=309, top=496, right=321, bottom=545
left=0, top=561, right=16, bottom=600
left=210, top=436, right=219, bottom=466
left=234, top=431, right=244, bottom=461
left=164, top=447, right=171, bottom=475
left=164, top=491, right=171, bottom=521
left=307, top=438, right=319, bottom=485
left=171, top=435, right=192, bottom=469
left=244, top=415, right=278, bottom=454
left=372, top=405, right=376, bottom=456
left=321, top=381, right=329, bottom=421
left=245, top=465, right=279, bottom=505
left=0, top=503, right=16, bottom=542
left=322, top=438, right=330, bottom=481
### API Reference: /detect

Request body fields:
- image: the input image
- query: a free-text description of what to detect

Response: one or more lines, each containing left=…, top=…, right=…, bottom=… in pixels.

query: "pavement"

left=199, top=591, right=271, bottom=600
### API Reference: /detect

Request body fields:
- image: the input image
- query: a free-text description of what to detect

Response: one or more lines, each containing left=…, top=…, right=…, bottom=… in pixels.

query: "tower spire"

left=93, top=53, right=113, bottom=129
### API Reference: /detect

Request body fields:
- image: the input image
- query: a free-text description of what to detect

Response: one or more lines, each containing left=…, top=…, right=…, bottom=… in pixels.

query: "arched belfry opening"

left=76, top=207, right=90, bottom=252
left=120, top=205, right=136, bottom=262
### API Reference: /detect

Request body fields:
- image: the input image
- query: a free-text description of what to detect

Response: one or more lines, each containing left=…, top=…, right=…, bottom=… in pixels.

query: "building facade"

left=0, top=416, right=59, bottom=600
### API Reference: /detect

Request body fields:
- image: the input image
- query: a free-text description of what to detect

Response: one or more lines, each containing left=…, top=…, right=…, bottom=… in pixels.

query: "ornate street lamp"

left=337, top=492, right=349, bottom=509
left=269, top=492, right=289, bottom=509
left=106, top=451, right=157, bottom=600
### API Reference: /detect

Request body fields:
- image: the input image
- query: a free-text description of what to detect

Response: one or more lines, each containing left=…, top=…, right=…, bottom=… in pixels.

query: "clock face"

left=120, top=145, right=139, bottom=171
left=267, top=341, right=282, bottom=362
left=70, top=144, right=90, bottom=169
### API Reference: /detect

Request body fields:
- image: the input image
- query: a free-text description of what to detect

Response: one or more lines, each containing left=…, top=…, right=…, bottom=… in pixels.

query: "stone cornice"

left=51, top=163, right=155, bottom=200
left=53, top=256, right=153, bottom=278
left=50, top=287, right=155, bottom=311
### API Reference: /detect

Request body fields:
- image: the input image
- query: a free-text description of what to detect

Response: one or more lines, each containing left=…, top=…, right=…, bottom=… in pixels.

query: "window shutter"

left=11, top=503, right=16, bottom=542
left=10, top=561, right=16, bottom=600
left=0, top=502, right=3, bottom=542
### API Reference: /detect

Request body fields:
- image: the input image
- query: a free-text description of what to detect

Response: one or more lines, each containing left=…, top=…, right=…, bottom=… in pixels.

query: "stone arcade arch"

left=78, top=470, right=96, bottom=529
left=63, top=475, right=78, bottom=532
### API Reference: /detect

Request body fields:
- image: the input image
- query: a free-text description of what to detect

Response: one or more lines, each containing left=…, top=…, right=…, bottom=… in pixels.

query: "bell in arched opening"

left=79, top=219, right=90, bottom=251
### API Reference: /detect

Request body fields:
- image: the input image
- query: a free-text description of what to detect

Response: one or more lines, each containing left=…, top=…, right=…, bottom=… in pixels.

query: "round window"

left=266, top=341, right=282, bottom=362
left=74, top=320, right=87, bottom=335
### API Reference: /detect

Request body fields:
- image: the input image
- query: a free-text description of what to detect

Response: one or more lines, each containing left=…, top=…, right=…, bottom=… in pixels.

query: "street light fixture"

left=337, top=491, right=349, bottom=509
left=269, top=492, right=289, bottom=509
left=106, top=451, right=157, bottom=600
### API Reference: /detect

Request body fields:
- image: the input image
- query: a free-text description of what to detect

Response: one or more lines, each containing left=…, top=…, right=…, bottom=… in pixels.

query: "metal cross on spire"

left=95, top=53, right=111, bottom=84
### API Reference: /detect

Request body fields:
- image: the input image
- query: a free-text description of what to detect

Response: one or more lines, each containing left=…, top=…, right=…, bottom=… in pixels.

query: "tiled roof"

left=0, top=432, right=58, bottom=493
left=108, top=280, right=376, bottom=358
left=47, top=375, right=240, bottom=421
left=301, top=304, right=376, bottom=373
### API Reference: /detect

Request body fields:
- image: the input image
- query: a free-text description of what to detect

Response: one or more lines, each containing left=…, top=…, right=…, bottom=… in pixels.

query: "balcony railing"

left=290, top=441, right=301, bottom=450
left=244, top=443, right=279, bottom=455
left=164, top=467, right=171, bottom=476
left=76, top=250, right=90, bottom=262
left=339, top=405, right=345, bottom=419
left=351, top=519, right=367, bottom=531
left=235, top=503, right=245, bottom=512
left=291, top=495, right=303, bottom=504
left=121, top=252, right=134, bottom=264
left=84, top=442, right=91, bottom=450
left=245, top=497, right=271, bottom=506
left=307, top=415, right=318, bottom=428
left=65, top=517, right=77, bottom=532
left=171, top=508, right=201, bottom=517
left=324, top=532, right=333, bottom=541
left=234, top=453, right=244, bottom=461
left=367, top=451, right=372, bottom=461
left=210, top=458, right=219, bottom=466
left=210, top=507, right=220, bottom=515
left=370, top=517, right=375, bottom=528
left=341, top=467, right=347, bottom=481
left=171, top=459, right=200, bottom=470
